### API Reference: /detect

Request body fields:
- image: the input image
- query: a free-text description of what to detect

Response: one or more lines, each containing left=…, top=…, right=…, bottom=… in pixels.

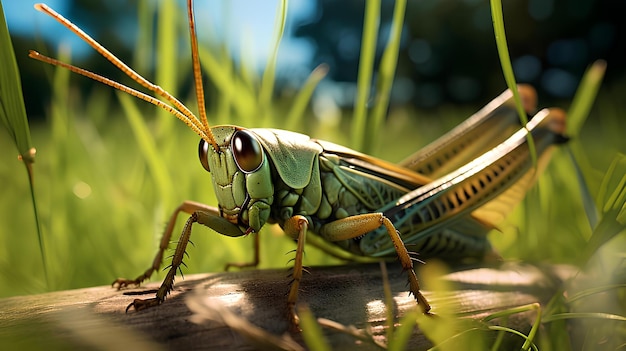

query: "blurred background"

left=6, top=0, right=625, bottom=118
left=1, top=0, right=625, bottom=304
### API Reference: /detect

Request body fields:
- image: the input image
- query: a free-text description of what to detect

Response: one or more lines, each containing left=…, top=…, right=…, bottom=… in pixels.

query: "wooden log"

left=0, top=262, right=574, bottom=350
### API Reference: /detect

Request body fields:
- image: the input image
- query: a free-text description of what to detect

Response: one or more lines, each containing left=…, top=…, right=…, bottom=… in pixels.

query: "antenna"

left=29, top=2, right=219, bottom=150
left=187, top=0, right=212, bottom=144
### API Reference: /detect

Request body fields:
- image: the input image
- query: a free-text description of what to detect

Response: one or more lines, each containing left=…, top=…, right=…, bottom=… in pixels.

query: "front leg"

left=113, top=201, right=221, bottom=289
left=126, top=210, right=197, bottom=311
left=117, top=201, right=245, bottom=311
left=320, top=213, right=432, bottom=314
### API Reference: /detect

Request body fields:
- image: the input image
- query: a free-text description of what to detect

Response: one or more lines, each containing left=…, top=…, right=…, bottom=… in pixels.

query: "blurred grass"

left=0, top=2, right=44, bottom=287
left=351, top=0, right=379, bottom=152
left=1, top=0, right=625, bottom=350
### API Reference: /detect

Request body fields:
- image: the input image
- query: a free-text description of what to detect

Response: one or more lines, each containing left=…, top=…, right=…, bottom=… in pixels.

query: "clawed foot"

left=112, top=277, right=143, bottom=290
left=125, top=297, right=162, bottom=313
left=287, top=303, right=302, bottom=332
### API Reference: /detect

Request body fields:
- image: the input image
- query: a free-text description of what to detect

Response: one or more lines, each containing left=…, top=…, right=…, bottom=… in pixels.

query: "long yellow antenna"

left=29, top=51, right=209, bottom=141
left=186, top=0, right=218, bottom=151
left=31, top=3, right=218, bottom=147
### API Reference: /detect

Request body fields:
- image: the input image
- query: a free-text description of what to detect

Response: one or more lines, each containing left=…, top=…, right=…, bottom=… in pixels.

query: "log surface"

left=0, top=262, right=574, bottom=350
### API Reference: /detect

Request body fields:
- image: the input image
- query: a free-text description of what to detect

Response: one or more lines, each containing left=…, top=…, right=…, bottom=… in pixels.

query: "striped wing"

left=315, top=95, right=566, bottom=259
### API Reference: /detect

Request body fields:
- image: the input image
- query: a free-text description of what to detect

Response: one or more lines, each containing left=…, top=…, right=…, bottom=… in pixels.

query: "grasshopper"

left=30, top=0, right=567, bottom=324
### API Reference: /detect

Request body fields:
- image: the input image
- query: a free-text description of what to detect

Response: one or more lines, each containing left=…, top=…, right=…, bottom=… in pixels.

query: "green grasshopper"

left=30, top=0, right=567, bottom=324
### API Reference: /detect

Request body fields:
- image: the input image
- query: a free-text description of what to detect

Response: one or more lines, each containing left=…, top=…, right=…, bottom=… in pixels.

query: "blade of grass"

left=198, top=46, right=256, bottom=120
left=0, top=3, right=34, bottom=160
left=486, top=326, right=539, bottom=351
left=238, top=35, right=257, bottom=97
left=352, top=0, right=380, bottom=151
left=258, top=0, right=287, bottom=124
left=489, top=0, right=537, bottom=166
left=214, top=3, right=235, bottom=125
left=285, top=63, right=328, bottom=131
left=368, top=0, right=406, bottom=154
left=483, top=303, right=541, bottom=351
left=567, top=60, right=607, bottom=138
left=216, top=43, right=235, bottom=125
left=563, top=61, right=607, bottom=231
left=423, top=327, right=486, bottom=351
left=0, top=2, right=46, bottom=286
left=298, top=305, right=331, bottom=351
left=154, top=0, right=178, bottom=136
left=133, top=0, right=155, bottom=75
left=118, top=93, right=173, bottom=210
left=388, top=308, right=419, bottom=351
left=567, top=284, right=626, bottom=303
left=566, top=148, right=600, bottom=231
left=543, top=312, right=626, bottom=323
left=48, top=45, right=74, bottom=289
left=581, top=154, right=626, bottom=261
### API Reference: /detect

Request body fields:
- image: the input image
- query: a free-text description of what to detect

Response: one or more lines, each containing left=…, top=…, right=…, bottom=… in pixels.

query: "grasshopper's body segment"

left=31, top=0, right=569, bottom=327
left=200, top=103, right=565, bottom=263
left=193, top=101, right=566, bottom=321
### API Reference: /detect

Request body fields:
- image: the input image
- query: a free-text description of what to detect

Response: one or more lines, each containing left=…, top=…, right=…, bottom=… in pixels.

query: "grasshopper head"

left=29, top=2, right=273, bottom=234
left=198, top=126, right=274, bottom=233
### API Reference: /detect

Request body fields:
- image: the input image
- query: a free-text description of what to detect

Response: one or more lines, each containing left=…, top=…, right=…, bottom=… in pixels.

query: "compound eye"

left=231, top=130, right=263, bottom=173
left=198, top=139, right=211, bottom=172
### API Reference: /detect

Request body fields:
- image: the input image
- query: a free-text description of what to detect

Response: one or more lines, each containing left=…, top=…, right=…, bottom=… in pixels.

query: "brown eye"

left=198, top=139, right=211, bottom=172
left=232, top=130, right=263, bottom=173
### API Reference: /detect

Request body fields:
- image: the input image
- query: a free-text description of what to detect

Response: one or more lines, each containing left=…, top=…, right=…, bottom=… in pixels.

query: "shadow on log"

left=0, top=261, right=575, bottom=350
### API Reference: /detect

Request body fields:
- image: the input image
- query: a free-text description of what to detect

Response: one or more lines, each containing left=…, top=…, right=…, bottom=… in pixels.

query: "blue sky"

left=4, top=0, right=315, bottom=72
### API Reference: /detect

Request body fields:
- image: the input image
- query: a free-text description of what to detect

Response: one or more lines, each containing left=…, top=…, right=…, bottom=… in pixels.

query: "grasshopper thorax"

left=198, top=126, right=274, bottom=232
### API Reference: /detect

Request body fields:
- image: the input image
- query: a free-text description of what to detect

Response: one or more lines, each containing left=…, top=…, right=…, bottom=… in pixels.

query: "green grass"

left=1, top=0, right=625, bottom=350
left=0, top=2, right=44, bottom=288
